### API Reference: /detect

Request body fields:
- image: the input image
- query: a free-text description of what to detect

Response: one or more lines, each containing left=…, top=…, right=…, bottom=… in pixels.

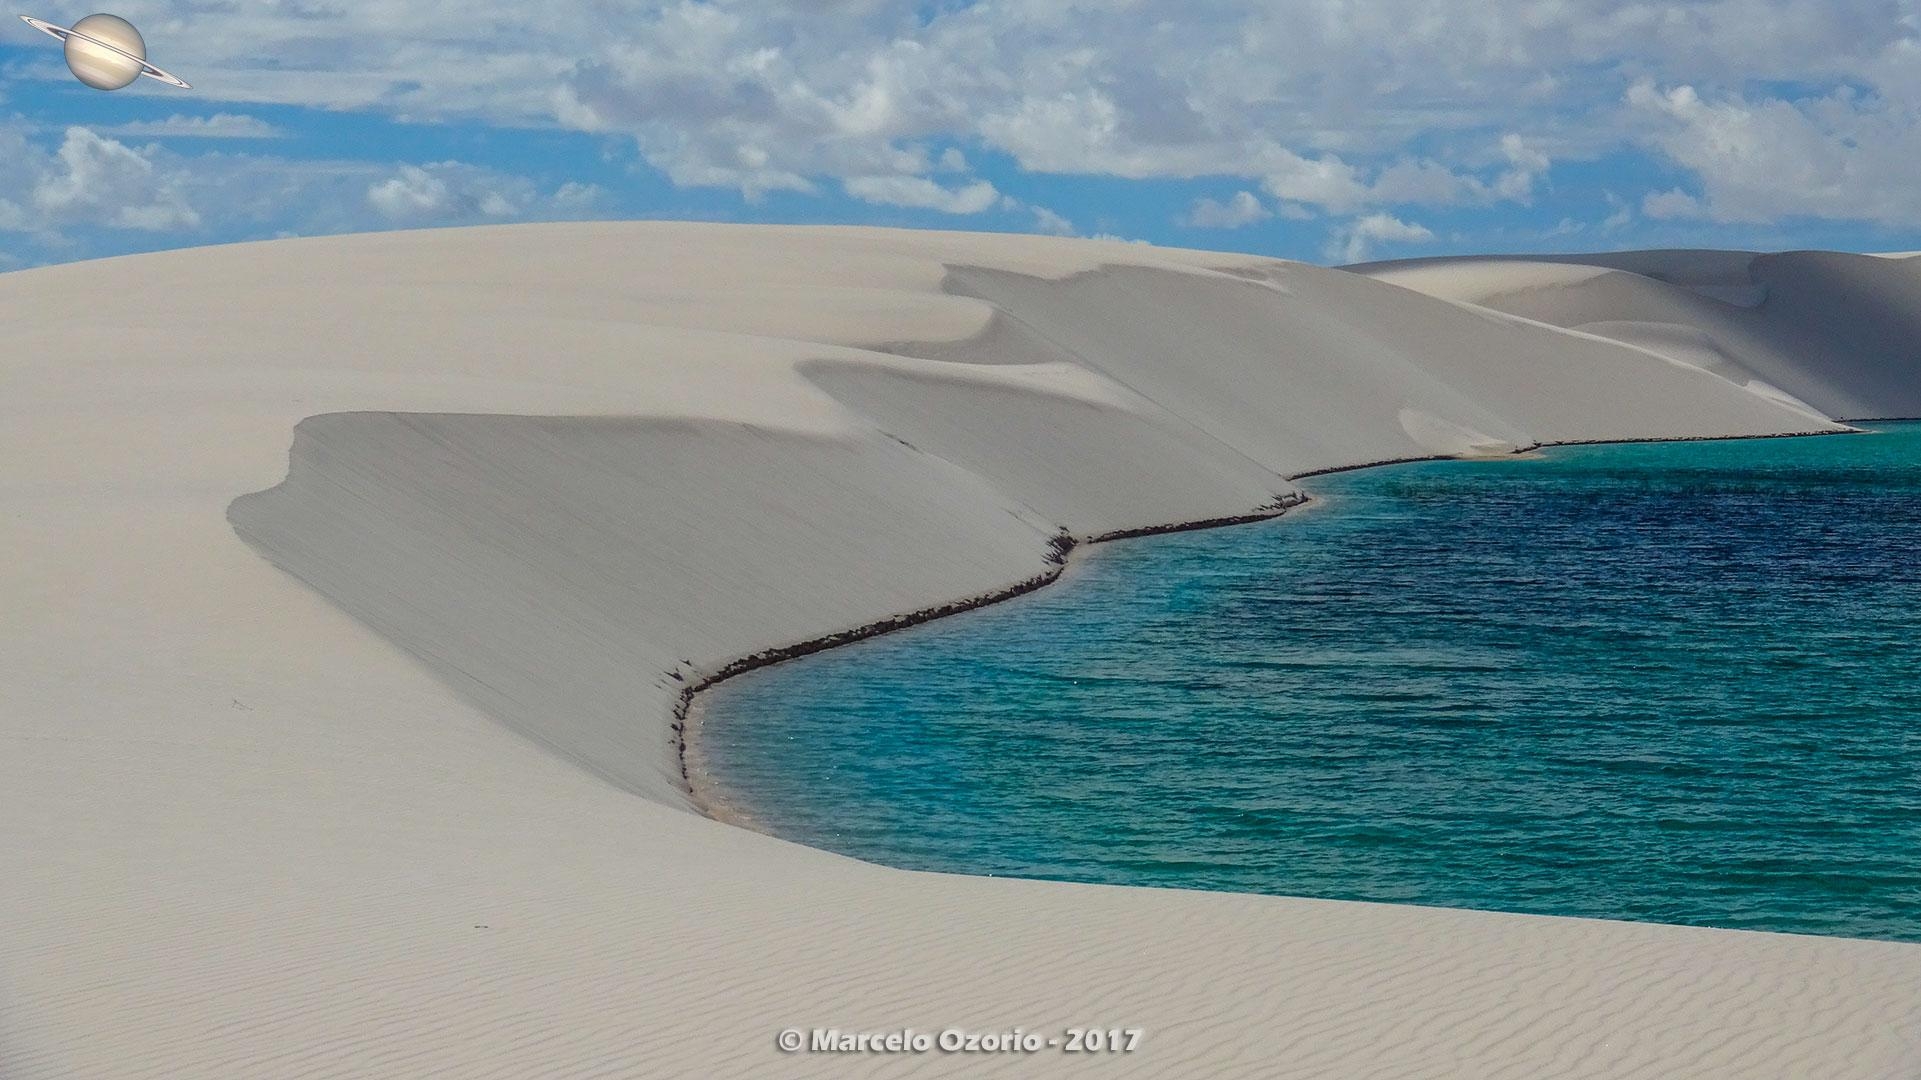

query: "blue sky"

left=5, top=0, right=1921, bottom=271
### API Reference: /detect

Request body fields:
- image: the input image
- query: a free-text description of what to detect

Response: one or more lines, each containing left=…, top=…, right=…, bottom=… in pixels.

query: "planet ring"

left=19, top=15, right=191, bottom=88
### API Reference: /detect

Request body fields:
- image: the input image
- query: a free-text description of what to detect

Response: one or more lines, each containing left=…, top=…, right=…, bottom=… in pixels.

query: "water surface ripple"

left=706, top=424, right=1921, bottom=940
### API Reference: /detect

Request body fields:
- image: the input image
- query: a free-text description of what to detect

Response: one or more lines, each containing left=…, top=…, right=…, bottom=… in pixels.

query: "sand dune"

left=1353, top=250, right=1921, bottom=420
left=3, top=223, right=1918, bottom=1078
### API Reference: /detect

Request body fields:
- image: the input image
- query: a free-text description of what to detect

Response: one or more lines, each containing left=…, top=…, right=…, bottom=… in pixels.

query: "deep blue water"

left=704, top=424, right=1921, bottom=940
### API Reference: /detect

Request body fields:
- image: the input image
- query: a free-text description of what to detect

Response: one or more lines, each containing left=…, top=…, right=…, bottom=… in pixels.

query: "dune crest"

left=1353, top=249, right=1921, bottom=420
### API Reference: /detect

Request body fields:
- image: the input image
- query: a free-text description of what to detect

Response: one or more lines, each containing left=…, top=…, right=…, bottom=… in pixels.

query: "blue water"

left=704, top=424, right=1921, bottom=940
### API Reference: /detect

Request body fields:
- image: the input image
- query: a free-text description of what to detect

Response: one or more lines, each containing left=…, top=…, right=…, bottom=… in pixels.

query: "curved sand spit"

left=3, top=224, right=1918, bottom=1078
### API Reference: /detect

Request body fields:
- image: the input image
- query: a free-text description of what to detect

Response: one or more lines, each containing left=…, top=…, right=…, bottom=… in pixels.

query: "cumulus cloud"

left=1626, top=80, right=1921, bottom=225
left=364, top=162, right=598, bottom=223
left=366, top=165, right=453, bottom=219
left=1494, top=134, right=1552, bottom=201
left=1602, top=192, right=1636, bottom=230
left=145, top=1, right=1909, bottom=125
left=1029, top=206, right=1075, bottom=236
left=0, top=120, right=604, bottom=264
left=1331, top=214, right=1437, bottom=263
left=113, top=0, right=1900, bottom=221
left=843, top=175, right=1000, bottom=214
left=1260, top=153, right=1371, bottom=214
left=365, top=163, right=530, bottom=221
left=31, top=128, right=200, bottom=232
left=1357, top=137, right=1551, bottom=209
left=1367, top=160, right=1480, bottom=207
left=1642, top=188, right=1705, bottom=220
left=551, top=181, right=605, bottom=210
left=12, top=0, right=1921, bottom=237
left=1183, top=191, right=1272, bottom=229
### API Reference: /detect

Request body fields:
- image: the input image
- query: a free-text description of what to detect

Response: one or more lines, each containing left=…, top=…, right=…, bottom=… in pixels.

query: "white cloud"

left=843, top=175, right=1000, bottom=214
left=367, top=165, right=451, bottom=219
left=1501, top=134, right=1552, bottom=177
left=366, top=162, right=544, bottom=222
left=1257, top=142, right=1551, bottom=215
left=1183, top=191, right=1271, bottom=229
left=97, top=114, right=284, bottom=139
left=1260, top=153, right=1371, bottom=214
left=1358, top=138, right=1551, bottom=208
left=1367, top=160, right=1479, bottom=206
left=106, top=0, right=1888, bottom=218
left=1626, top=80, right=1921, bottom=225
left=552, top=181, right=605, bottom=210
left=1493, top=134, right=1551, bottom=202
left=10, top=1, right=1921, bottom=233
left=142, top=1, right=1909, bottom=126
left=1029, top=206, right=1075, bottom=235
left=0, top=199, right=30, bottom=232
left=0, top=119, right=604, bottom=264
left=1331, top=213, right=1437, bottom=263
left=1642, top=188, right=1705, bottom=220
left=31, top=128, right=200, bottom=232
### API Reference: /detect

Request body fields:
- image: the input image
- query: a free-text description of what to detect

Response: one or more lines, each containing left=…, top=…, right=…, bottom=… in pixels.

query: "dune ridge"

left=4, top=223, right=1919, bottom=1078
left=1352, top=250, right=1921, bottom=422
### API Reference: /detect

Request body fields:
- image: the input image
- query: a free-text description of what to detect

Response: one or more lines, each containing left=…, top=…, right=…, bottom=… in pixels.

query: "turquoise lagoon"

left=703, top=423, right=1921, bottom=940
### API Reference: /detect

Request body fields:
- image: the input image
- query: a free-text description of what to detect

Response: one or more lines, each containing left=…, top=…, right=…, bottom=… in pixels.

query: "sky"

left=3, top=0, right=1921, bottom=271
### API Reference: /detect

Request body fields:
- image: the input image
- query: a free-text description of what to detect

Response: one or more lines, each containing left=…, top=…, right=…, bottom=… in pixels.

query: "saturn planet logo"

left=19, top=12, right=190, bottom=90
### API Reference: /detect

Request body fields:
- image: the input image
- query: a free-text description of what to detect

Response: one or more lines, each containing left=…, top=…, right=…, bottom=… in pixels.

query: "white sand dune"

left=3, top=223, right=1918, bottom=1079
left=1353, top=249, right=1921, bottom=421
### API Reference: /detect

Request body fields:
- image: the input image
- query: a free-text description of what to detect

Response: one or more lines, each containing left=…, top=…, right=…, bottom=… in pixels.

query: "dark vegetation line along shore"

left=670, top=563, right=1068, bottom=794
left=1533, top=427, right=1860, bottom=450
left=670, top=491, right=1308, bottom=800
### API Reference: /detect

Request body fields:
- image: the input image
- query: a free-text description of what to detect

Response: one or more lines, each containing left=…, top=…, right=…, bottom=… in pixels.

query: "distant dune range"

left=3, top=224, right=1918, bottom=1078
left=1353, top=250, right=1921, bottom=422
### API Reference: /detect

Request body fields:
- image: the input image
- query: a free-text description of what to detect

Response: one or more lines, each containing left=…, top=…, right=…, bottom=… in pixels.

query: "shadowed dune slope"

left=933, top=262, right=1841, bottom=470
left=227, top=414, right=1058, bottom=801
left=1354, top=250, right=1921, bottom=420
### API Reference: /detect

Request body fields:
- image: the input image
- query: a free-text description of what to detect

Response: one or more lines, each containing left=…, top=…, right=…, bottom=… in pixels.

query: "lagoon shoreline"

left=692, top=422, right=1921, bottom=941
left=683, top=420, right=1873, bottom=834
